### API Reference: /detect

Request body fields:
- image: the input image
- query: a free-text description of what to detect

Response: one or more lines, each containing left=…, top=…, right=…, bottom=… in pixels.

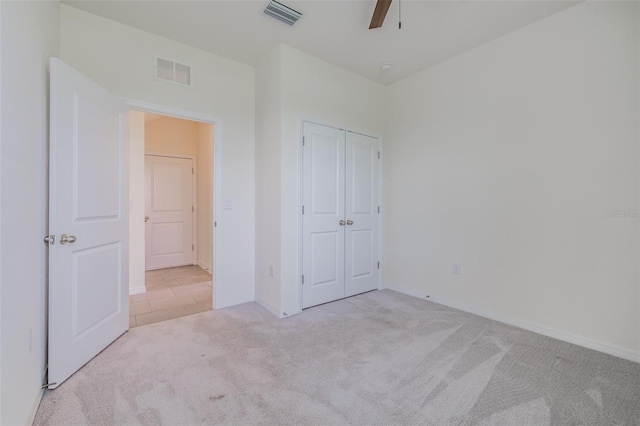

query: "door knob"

left=339, top=220, right=346, bottom=226
left=145, top=216, right=149, bottom=222
left=60, top=234, right=77, bottom=245
left=346, top=220, right=353, bottom=225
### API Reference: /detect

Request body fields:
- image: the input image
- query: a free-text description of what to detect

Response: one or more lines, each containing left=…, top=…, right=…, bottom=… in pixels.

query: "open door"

left=47, top=58, right=129, bottom=389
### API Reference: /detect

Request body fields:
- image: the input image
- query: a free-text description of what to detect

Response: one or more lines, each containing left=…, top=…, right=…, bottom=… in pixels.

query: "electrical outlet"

left=269, top=264, right=275, bottom=278
left=452, top=263, right=462, bottom=275
left=28, top=329, right=32, bottom=353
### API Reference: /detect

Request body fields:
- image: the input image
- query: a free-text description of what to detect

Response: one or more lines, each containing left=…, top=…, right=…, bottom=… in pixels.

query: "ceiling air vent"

left=264, top=0, right=302, bottom=26
left=155, top=57, right=192, bottom=86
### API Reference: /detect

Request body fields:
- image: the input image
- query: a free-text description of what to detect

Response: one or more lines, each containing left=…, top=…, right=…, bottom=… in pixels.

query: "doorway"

left=129, top=111, right=215, bottom=327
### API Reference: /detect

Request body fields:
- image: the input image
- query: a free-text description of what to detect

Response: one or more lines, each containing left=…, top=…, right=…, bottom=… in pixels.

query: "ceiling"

left=62, top=0, right=579, bottom=85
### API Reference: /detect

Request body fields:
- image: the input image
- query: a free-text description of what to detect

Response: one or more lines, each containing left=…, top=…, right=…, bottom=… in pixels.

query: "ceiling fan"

left=369, top=0, right=395, bottom=29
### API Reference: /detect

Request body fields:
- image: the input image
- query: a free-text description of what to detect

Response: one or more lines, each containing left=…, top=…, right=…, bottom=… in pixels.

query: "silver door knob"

left=346, top=220, right=353, bottom=225
left=339, top=220, right=346, bottom=226
left=145, top=216, right=149, bottom=222
left=60, top=234, right=76, bottom=245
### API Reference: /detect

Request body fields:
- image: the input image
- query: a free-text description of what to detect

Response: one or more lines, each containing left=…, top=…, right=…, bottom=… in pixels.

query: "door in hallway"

left=145, top=155, right=194, bottom=270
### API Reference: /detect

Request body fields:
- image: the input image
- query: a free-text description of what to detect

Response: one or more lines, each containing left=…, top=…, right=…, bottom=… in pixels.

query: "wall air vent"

left=264, top=0, right=303, bottom=26
left=155, top=57, right=192, bottom=86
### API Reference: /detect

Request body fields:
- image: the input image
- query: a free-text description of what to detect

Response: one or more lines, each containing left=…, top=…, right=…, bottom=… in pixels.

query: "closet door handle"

left=346, top=220, right=353, bottom=225
left=60, top=234, right=77, bottom=245
left=339, top=220, right=346, bottom=226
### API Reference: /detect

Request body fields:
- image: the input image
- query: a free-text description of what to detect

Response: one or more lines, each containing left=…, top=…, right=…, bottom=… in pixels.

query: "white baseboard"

left=214, top=296, right=254, bottom=310
left=385, top=284, right=425, bottom=299
left=255, top=297, right=281, bottom=318
left=196, top=261, right=212, bottom=272
left=385, top=284, right=640, bottom=364
left=129, top=286, right=146, bottom=295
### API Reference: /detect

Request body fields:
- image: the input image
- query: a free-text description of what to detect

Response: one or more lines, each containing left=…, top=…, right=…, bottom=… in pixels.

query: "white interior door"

left=344, top=132, right=379, bottom=297
left=302, top=123, right=346, bottom=308
left=48, top=58, right=129, bottom=389
left=145, top=155, right=194, bottom=270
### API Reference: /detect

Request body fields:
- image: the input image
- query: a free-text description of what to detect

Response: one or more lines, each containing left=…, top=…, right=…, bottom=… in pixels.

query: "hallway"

left=129, top=265, right=212, bottom=327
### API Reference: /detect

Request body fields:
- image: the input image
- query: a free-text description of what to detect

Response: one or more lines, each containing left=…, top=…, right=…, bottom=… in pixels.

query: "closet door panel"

left=302, top=123, right=346, bottom=308
left=345, top=132, right=379, bottom=297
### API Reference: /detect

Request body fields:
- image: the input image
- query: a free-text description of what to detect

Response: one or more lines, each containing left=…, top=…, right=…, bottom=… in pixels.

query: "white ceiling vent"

left=155, top=57, right=191, bottom=86
left=264, top=0, right=302, bottom=26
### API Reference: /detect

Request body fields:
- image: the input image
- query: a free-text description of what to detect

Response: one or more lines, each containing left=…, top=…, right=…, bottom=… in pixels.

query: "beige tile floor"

left=129, top=265, right=213, bottom=328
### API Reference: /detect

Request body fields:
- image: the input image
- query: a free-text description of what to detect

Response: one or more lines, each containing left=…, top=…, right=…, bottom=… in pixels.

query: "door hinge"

left=378, top=151, right=380, bottom=159
left=192, top=244, right=194, bottom=251
left=377, top=261, right=380, bottom=269
left=378, top=206, right=380, bottom=214
left=302, top=275, right=305, bottom=284
left=43, top=235, right=55, bottom=245
left=192, top=167, right=194, bottom=174
left=214, top=221, right=217, bottom=227
left=302, top=136, right=305, bottom=146
left=41, top=382, right=57, bottom=389
left=302, top=205, right=305, bottom=215
left=192, top=206, right=194, bottom=213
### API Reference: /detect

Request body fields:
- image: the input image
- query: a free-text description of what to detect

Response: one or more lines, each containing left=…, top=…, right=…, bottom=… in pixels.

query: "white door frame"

left=297, top=117, right=383, bottom=313
left=144, top=153, right=197, bottom=269
left=126, top=99, right=223, bottom=309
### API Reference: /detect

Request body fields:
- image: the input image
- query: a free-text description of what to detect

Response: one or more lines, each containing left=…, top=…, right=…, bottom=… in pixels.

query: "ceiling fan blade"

left=369, top=0, right=392, bottom=29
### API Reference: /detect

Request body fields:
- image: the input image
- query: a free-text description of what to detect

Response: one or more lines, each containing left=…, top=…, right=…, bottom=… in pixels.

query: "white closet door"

left=344, top=132, right=379, bottom=297
left=302, top=123, right=346, bottom=308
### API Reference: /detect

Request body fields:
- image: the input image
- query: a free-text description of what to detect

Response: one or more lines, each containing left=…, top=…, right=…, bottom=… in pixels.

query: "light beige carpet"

left=34, top=290, right=640, bottom=425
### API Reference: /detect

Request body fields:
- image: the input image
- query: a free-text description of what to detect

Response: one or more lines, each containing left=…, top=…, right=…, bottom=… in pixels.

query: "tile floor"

left=129, top=265, right=212, bottom=328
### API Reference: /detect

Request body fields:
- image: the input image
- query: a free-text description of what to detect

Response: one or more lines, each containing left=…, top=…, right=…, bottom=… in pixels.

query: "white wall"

left=129, top=110, right=146, bottom=294
left=196, top=122, right=213, bottom=271
left=0, top=1, right=59, bottom=424
left=61, top=4, right=256, bottom=308
left=255, top=45, right=282, bottom=315
left=384, top=2, right=640, bottom=359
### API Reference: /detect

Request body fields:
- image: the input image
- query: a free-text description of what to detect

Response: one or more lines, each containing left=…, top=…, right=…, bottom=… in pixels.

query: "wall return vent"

left=155, top=57, right=191, bottom=86
left=264, top=0, right=303, bottom=26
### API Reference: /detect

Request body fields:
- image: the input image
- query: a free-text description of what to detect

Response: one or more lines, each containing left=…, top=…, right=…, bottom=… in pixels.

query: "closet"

left=302, top=122, right=379, bottom=308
